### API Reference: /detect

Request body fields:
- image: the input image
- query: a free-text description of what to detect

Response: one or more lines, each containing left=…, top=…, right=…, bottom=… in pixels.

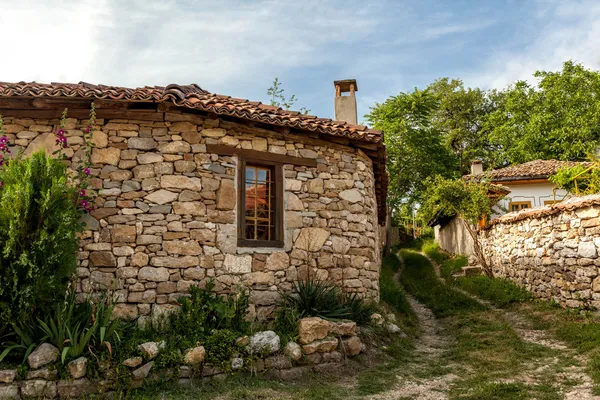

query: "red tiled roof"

left=466, top=159, right=591, bottom=182
left=0, top=81, right=383, bottom=143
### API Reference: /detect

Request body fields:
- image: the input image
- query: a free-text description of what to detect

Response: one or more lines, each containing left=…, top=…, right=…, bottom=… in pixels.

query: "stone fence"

left=480, top=194, right=600, bottom=309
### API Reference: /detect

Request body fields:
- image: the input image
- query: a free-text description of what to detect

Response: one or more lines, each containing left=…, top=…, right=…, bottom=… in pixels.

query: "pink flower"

left=85, top=127, right=90, bottom=133
left=79, top=189, right=86, bottom=197
left=84, top=167, right=91, bottom=175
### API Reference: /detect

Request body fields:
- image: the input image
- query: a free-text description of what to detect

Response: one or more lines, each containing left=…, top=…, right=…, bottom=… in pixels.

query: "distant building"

left=467, top=159, right=591, bottom=218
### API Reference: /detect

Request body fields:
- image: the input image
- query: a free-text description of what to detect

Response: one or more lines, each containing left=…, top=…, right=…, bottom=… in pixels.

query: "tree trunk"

left=460, top=217, right=493, bottom=277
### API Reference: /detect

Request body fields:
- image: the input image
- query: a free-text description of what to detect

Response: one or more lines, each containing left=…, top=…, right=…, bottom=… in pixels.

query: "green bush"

left=0, top=151, right=84, bottom=335
left=203, top=329, right=238, bottom=368
left=168, top=281, right=249, bottom=349
left=273, top=307, right=300, bottom=345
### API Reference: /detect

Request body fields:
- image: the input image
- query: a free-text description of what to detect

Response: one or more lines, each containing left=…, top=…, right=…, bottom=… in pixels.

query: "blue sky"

left=1, top=0, right=599, bottom=124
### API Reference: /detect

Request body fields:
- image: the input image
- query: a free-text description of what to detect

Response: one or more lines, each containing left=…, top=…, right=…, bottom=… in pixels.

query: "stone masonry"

left=480, top=194, right=600, bottom=309
left=0, top=110, right=381, bottom=321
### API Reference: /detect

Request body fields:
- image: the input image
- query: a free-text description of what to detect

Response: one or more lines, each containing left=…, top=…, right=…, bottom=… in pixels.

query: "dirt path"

left=423, top=251, right=599, bottom=399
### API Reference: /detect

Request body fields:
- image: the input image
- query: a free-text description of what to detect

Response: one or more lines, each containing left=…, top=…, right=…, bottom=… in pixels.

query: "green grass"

left=399, top=250, right=485, bottom=317
left=425, top=241, right=532, bottom=308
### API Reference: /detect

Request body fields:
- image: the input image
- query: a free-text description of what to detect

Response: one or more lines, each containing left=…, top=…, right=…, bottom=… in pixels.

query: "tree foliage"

left=0, top=151, right=84, bottom=334
left=370, top=61, right=600, bottom=213
left=550, top=162, right=600, bottom=196
left=366, top=89, right=457, bottom=220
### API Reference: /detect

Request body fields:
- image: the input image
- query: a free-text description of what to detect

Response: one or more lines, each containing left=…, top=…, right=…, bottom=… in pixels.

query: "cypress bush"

left=0, top=151, right=84, bottom=334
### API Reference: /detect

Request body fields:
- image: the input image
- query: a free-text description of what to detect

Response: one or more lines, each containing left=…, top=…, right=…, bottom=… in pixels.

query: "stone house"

left=0, top=80, right=387, bottom=321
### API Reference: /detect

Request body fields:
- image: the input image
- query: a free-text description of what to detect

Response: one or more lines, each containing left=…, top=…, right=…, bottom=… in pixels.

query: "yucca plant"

left=344, top=293, right=379, bottom=326
left=0, top=320, right=42, bottom=363
left=282, top=279, right=351, bottom=320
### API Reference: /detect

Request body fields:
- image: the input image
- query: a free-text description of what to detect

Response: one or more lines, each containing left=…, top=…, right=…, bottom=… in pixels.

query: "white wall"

left=492, top=182, right=571, bottom=218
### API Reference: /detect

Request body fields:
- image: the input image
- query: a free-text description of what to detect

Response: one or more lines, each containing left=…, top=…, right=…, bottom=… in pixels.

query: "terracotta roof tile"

left=466, top=159, right=591, bottom=182
left=0, top=81, right=383, bottom=143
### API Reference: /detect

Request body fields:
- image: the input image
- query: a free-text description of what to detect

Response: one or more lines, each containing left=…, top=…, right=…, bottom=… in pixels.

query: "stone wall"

left=0, top=109, right=380, bottom=321
left=479, top=195, right=600, bottom=309
left=435, top=217, right=476, bottom=256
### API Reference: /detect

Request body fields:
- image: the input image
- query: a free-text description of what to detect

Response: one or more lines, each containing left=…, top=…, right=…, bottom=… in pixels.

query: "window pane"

left=244, top=165, right=276, bottom=242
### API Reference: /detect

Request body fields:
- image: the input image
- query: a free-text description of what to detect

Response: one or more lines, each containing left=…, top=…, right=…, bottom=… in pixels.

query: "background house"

left=434, top=159, right=588, bottom=256
left=468, top=159, right=590, bottom=218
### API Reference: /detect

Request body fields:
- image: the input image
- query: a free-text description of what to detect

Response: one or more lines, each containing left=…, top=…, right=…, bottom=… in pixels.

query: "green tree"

left=0, top=151, right=84, bottom=334
left=427, top=78, right=500, bottom=174
left=419, top=176, right=501, bottom=276
left=366, top=88, right=457, bottom=221
left=486, top=61, right=600, bottom=164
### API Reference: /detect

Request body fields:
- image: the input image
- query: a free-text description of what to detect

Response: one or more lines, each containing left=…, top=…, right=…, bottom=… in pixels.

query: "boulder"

left=298, top=317, right=330, bottom=344
left=341, top=336, right=361, bottom=356
left=67, top=357, right=88, bottom=379
left=0, top=385, right=19, bottom=399
left=247, top=331, right=280, bottom=355
left=138, top=342, right=160, bottom=360
left=329, top=321, right=357, bottom=337
left=145, top=189, right=179, bottom=205
left=284, top=342, right=302, bottom=361
left=123, top=357, right=143, bottom=368
left=0, top=369, right=16, bottom=384
left=294, top=228, right=330, bottom=252
left=386, top=323, right=406, bottom=337
left=131, top=362, right=154, bottom=380
left=371, top=313, right=384, bottom=326
left=301, top=336, right=338, bottom=355
left=183, top=346, right=206, bottom=365
left=21, top=379, right=57, bottom=398
left=56, top=379, right=98, bottom=398
left=28, top=343, right=59, bottom=369
left=231, top=357, right=244, bottom=370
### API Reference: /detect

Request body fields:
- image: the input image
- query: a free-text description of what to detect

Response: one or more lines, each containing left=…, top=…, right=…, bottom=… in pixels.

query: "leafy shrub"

left=203, top=329, right=238, bottom=368
left=169, top=281, right=249, bottom=348
left=282, top=279, right=377, bottom=325
left=0, top=151, right=84, bottom=334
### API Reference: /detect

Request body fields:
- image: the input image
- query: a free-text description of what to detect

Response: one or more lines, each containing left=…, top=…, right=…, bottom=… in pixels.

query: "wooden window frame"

left=509, top=201, right=532, bottom=212
left=237, top=158, right=284, bottom=248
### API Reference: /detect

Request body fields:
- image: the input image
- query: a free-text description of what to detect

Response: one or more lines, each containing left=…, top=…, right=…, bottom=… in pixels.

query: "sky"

left=1, top=0, right=599, bottom=123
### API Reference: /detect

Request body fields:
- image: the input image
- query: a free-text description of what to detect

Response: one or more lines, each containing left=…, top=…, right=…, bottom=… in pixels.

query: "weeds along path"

left=423, top=250, right=599, bottom=400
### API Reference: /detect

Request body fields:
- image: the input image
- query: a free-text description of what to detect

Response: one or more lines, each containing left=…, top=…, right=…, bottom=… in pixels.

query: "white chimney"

left=471, top=160, right=483, bottom=175
left=334, top=79, right=358, bottom=125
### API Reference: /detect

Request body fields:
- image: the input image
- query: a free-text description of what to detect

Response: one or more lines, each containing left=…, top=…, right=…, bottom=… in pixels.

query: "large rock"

left=265, top=252, right=290, bottom=271
left=339, top=189, right=363, bottom=203
left=298, top=317, right=330, bottom=344
left=247, top=331, right=280, bottom=355
left=91, top=147, right=121, bottom=165
left=341, top=336, right=361, bottom=356
left=89, top=251, right=116, bottom=267
left=67, top=357, right=87, bottom=379
left=284, top=342, right=302, bottom=361
left=161, top=175, right=202, bottom=191
left=145, top=189, right=178, bottom=205
left=23, top=132, right=61, bottom=157
left=302, top=336, right=338, bottom=355
left=139, top=267, right=170, bottom=282
left=0, top=385, right=19, bottom=399
left=158, top=141, right=191, bottom=154
left=578, top=242, right=597, bottom=258
left=216, top=179, right=236, bottom=210
left=183, top=346, right=206, bottom=365
left=138, top=342, right=160, bottom=360
left=28, top=343, right=59, bottom=369
left=295, top=228, right=330, bottom=252
left=56, top=379, right=98, bottom=399
left=128, top=137, right=158, bottom=150
left=150, top=256, right=199, bottom=268
left=329, top=321, right=357, bottom=337
left=163, top=240, right=202, bottom=256
left=224, top=254, right=252, bottom=274
left=21, top=379, right=57, bottom=398
left=173, top=201, right=206, bottom=216
left=123, top=357, right=143, bottom=368
left=0, top=369, right=16, bottom=384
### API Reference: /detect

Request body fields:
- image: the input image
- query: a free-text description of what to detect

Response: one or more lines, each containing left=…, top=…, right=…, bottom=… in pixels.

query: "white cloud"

left=463, top=0, right=600, bottom=90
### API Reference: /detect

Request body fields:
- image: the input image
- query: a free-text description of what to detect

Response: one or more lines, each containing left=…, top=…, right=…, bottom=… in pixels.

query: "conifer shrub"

left=0, top=151, right=84, bottom=334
